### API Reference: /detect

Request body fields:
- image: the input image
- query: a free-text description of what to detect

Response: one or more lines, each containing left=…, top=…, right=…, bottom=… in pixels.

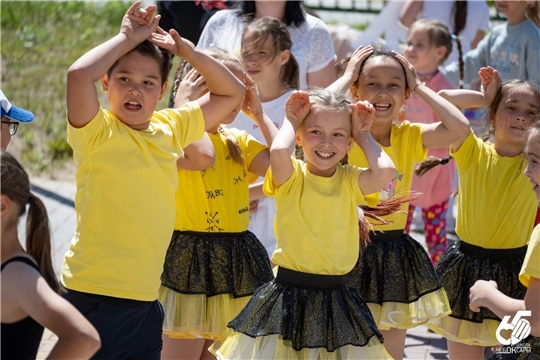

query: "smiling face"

left=350, top=56, right=408, bottom=126
left=297, top=105, right=352, bottom=177
left=241, top=32, right=289, bottom=86
left=491, top=85, right=539, bottom=147
left=525, top=128, right=540, bottom=200
left=102, top=51, right=167, bottom=130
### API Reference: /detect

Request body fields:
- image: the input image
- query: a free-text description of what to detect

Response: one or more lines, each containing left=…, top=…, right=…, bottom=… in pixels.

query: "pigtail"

left=454, top=36, right=464, bottom=89
left=282, top=53, right=300, bottom=90
left=169, top=59, right=190, bottom=108
left=218, top=126, right=245, bottom=166
left=415, top=156, right=454, bottom=177
left=526, top=1, right=540, bottom=27
left=452, top=1, right=467, bottom=37
left=25, top=195, right=60, bottom=293
left=358, top=193, right=421, bottom=247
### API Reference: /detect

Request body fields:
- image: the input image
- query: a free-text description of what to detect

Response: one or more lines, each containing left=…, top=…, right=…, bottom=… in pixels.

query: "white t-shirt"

left=225, top=89, right=294, bottom=258
left=198, top=10, right=336, bottom=90
left=421, top=0, right=490, bottom=65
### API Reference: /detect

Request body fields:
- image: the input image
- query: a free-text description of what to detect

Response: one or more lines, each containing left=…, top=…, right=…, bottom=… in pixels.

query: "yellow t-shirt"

left=347, top=121, right=427, bottom=230
left=263, top=159, right=367, bottom=275
left=451, top=130, right=536, bottom=249
left=62, top=102, right=205, bottom=301
left=519, top=224, right=540, bottom=287
left=175, top=128, right=267, bottom=232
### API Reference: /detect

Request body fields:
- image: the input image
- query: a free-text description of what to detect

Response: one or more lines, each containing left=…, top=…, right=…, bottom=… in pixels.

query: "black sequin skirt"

left=348, top=230, right=451, bottom=330
left=161, top=230, right=273, bottom=297
left=428, top=241, right=527, bottom=346
left=209, top=267, right=390, bottom=358
left=159, top=230, right=274, bottom=339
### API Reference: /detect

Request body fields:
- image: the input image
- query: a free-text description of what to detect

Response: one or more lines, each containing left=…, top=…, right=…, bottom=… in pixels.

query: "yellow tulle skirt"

left=368, top=288, right=451, bottom=331
left=427, top=316, right=505, bottom=346
left=159, top=286, right=250, bottom=340
left=209, top=329, right=392, bottom=360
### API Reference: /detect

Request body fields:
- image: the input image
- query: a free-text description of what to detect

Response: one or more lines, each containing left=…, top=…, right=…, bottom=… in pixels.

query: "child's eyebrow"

left=506, top=98, right=540, bottom=111
left=526, top=151, right=540, bottom=160
left=116, top=70, right=160, bottom=81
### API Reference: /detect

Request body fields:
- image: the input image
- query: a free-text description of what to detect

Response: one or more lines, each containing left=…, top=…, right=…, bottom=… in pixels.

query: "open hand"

left=351, top=100, right=375, bottom=133
left=149, top=26, right=195, bottom=58
left=342, top=45, right=373, bottom=79
left=469, top=280, right=498, bottom=312
left=121, top=1, right=160, bottom=44
left=174, top=68, right=208, bottom=105
left=392, top=51, right=421, bottom=93
left=241, top=74, right=263, bottom=122
left=478, top=67, right=502, bottom=105
left=285, top=91, right=313, bottom=127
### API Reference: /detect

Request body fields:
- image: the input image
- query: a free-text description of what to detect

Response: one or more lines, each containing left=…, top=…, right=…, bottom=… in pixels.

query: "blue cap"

left=1, top=90, right=34, bottom=123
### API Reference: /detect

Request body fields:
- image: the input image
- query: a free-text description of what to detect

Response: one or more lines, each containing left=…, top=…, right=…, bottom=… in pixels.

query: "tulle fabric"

left=159, top=287, right=250, bottom=340
left=367, top=288, right=451, bottom=331
left=349, top=231, right=450, bottom=329
left=209, top=330, right=392, bottom=360
left=427, top=315, right=504, bottom=346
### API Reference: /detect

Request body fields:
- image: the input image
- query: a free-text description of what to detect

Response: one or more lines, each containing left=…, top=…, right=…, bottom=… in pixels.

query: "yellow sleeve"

left=519, top=225, right=540, bottom=287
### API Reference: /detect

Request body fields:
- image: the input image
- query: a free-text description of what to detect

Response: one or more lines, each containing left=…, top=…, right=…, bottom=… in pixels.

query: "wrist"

left=412, top=82, right=425, bottom=94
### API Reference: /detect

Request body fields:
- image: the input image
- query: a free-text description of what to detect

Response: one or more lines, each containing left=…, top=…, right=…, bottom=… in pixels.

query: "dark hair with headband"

left=1, top=151, right=60, bottom=293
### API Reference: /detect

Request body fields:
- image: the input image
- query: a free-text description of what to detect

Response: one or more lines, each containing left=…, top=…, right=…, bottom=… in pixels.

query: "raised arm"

left=326, top=45, right=373, bottom=94
left=398, top=0, right=423, bottom=28
left=2, top=264, right=101, bottom=359
left=241, top=75, right=279, bottom=147
left=393, top=51, right=470, bottom=149
left=149, top=28, right=245, bottom=131
left=67, top=1, right=160, bottom=128
left=353, top=101, right=396, bottom=194
left=270, top=91, right=313, bottom=186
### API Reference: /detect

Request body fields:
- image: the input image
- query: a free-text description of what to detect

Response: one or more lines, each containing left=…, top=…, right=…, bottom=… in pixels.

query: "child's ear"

left=280, top=49, right=291, bottom=66
left=435, top=46, right=446, bottom=65
left=101, top=74, right=109, bottom=92
left=295, top=132, right=302, bottom=146
left=158, top=80, right=168, bottom=101
left=1, top=194, right=11, bottom=222
left=404, top=88, right=411, bottom=103
left=349, top=84, right=359, bottom=101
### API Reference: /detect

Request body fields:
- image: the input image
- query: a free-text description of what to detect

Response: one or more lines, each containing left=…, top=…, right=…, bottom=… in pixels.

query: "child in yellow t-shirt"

left=158, top=49, right=276, bottom=360
left=468, top=121, right=540, bottom=357
left=425, top=67, right=539, bottom=359
left=328, top=43, right=471, bottom=359
left=61, top=2, right=245, bottom=359
left=210, top=89, right=396, bottom=359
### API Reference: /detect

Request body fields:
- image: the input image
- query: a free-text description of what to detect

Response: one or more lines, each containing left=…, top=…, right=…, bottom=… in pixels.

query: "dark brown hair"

left=526, top=1, right=540, bottom=27
left=242, top=17, right=299, bottom=90
left=107, top=40, right=173, bottom=85
left=1, top=151, right=60, bottom=293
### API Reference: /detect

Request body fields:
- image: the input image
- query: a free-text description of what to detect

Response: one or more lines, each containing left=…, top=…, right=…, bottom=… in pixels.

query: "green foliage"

left=1, top=1, right=177, bottom=173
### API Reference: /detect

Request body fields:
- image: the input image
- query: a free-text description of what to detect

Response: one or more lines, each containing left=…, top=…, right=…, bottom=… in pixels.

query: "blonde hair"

left=526, top=1, right=540, bottom=27
left=169, top=48, right=245, bottom=166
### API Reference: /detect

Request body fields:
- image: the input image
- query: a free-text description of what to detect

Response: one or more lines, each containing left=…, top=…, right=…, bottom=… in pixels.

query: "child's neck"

left=416, top=68, right=439, bottom=83
left=506, top=12, right=527, bottom=26
left=494, top=139, right=524, bottom=158
left=1, top=232, right=25, bottom=263
left=257, top=82, right=290, bottom=103
left=370, top=120, right=393, bottom=146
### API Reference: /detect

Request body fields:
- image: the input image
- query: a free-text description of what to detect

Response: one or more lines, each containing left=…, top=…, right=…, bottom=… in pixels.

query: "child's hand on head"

left=149, top=27, right=195, bottom=58
left=392, top=51, right=421, bottom=93
left=121, top=1, right=160, bottom=44
left=478, top=67, right=502, bottom=105
left=343, top=45, right=373, bottom=81
left=352, top=100, right=375, bottom=133
left=175, top=68, right=208, bottom=105
left=285, top=91, right=313, bottom=126
left=469, top=279, right=498, bottom=313
left=242, top=74, right=264, bottom=122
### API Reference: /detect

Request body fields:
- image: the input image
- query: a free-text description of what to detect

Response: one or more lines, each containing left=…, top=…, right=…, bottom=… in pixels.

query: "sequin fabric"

left=348, top=231, right=444, bottom=303
left=227, top=279, right=383, bottom=352
left=161, top=231, right=273, bottom=297
left=435, top=241, right=527, bottom=322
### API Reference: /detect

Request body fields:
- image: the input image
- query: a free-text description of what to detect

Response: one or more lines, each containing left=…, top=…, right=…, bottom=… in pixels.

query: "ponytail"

left=452, top=1, right=467, bottom=37
left=26, top=195, right=60, bottom=293
left=1, top=151, right=60, bottom=294
left=218, top=126, right=245, bottom=166
left=415, top=156, right=454, bottom=177
left=281, top=53, right=299, bottom=90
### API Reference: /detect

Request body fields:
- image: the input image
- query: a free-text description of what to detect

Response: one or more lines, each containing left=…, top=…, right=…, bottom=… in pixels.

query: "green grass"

left=1, top=1, right=178, bottom=173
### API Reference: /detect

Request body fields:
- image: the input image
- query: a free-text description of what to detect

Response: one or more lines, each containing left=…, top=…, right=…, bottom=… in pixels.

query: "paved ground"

left=27, top=175, right=455, bottom=360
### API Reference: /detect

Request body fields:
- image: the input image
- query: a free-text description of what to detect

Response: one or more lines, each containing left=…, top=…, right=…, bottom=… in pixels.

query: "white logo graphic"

left=496, top=310, right=531, bottom=345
